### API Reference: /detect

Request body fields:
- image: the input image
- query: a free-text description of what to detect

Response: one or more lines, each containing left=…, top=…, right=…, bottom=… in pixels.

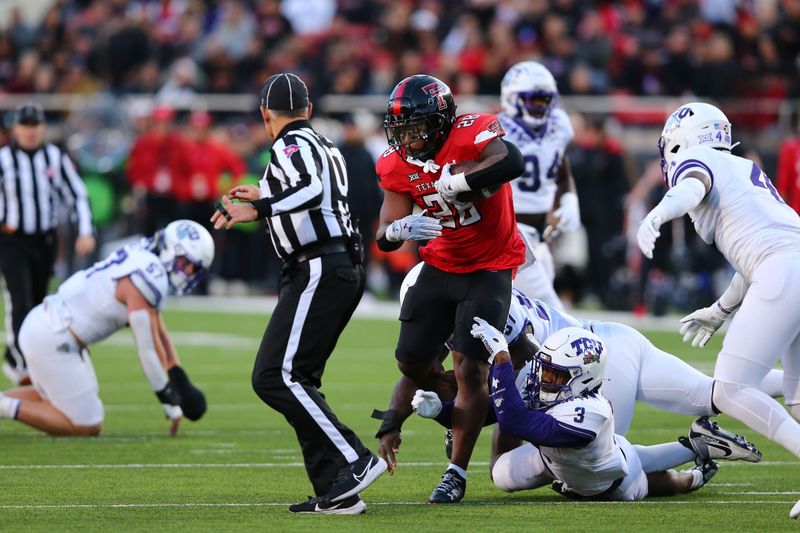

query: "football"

left=449, top=160, right=500, bottom=203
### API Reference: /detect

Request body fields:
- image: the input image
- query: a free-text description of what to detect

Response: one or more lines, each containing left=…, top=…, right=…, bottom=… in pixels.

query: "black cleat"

left=680, top=417, right=762, bottom=463
left=326, top=453, right=387, bottom=503
left=289, top=495, right=366, bottom=515
left=428, top=468, right=466, bottom=503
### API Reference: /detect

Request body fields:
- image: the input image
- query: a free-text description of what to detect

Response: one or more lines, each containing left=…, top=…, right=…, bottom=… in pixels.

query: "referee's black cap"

left=260, top=73, right=309, bottom=111
left=14, top=102, right=45, bottom=125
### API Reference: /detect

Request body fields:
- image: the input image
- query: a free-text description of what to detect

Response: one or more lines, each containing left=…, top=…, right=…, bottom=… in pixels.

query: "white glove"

left=162, top=403, right=183, bottom=421
left=385, top=210, right=443, bottom=242
left=470, top=316, right=508, bottom=364
left=411, top=390, right=442, bottom=419
left=679, top=302, right=731, bottom=348
left=434, top=163, right=470, bottom=202
left=553, top=192, right=580, bottom=233
left=637, top=210, right=663, bottom=259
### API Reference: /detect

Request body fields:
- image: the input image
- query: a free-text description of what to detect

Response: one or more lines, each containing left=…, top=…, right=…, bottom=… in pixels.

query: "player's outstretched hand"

left=637, top=211, right=663, bottom=259
left=470, top=316, right=508, bottom=364
left=411, top=390, right=442, bottom=419
left=378, top=430, right=401, bottom=475
left=385, top=210, right=442, bottom=242
left=679, top=303, right=731, bottom=348
left=211, top=195, right=258, bottom=230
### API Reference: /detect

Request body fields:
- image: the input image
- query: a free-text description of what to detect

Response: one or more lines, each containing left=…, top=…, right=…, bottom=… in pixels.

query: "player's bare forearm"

left=157, top=315, right=180, bottom=368
left=376, top=190, right=413, bottom=252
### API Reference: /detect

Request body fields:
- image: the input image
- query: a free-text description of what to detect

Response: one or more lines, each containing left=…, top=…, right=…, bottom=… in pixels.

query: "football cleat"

left=326, top=453, right=387, bottom=503
left=444, top=428, right=453, bottom=460
left=683, top=460, right=718, bottom=492
left=288, top=495, right=366, bottom=515
left=428, top=468, right=466, bottom=504
left=679, top=417, right=762, bottom=463
left=790, top=498, right=800, bottom=519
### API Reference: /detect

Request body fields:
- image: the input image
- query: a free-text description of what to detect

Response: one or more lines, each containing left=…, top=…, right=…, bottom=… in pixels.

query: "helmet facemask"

left=528, top=353, right=584, bottom=409
left=514, top=90, right=556, bottom=128
left=385, top=111, right=449, bottom=161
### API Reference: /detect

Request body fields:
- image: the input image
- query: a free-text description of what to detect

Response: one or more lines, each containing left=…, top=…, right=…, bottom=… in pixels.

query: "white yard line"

left=0, top=500, right=793, bottom=510
left=0, top=461, right=490, bottom=470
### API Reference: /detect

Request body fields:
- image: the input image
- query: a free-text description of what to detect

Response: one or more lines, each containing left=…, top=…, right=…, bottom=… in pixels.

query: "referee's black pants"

left=0, top=231, right=57, bottom=370
left=252, top=252, right=370, bottom=496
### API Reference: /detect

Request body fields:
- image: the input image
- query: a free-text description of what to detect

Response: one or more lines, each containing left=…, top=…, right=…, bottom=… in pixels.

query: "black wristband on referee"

left=372, top=408, right=404, bottom=439
left=251, top=198, right=272, bottom=219
left=156, top=383, right=182, bottom=406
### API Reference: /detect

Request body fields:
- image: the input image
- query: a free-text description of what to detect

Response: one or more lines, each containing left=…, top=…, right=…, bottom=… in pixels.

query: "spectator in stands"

left=777, top=113, right=800, bottom=216
left=127, top=106, right=192, bottom=235
left=182, top=110, right=247, bottom=229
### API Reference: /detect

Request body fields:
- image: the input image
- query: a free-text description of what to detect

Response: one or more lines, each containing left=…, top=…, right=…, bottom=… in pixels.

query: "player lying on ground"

left=0, top=220, right=213, bottom=436
left=374, top=268, right=782, bottom=473
left=450, top=321, right=760, bottom=500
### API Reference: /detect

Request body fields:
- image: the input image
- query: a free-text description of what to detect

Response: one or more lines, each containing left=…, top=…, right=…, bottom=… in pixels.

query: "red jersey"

left=777, top=137, right=800, bottom=215
left=377, top=113, right=525, bottom=274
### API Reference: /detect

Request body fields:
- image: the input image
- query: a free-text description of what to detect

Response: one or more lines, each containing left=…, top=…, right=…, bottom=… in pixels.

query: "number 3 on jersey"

left=422, top=192, right=481, bottom=228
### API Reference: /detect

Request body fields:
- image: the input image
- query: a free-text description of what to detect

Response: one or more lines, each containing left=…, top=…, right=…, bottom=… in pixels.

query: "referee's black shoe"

left=326, top=453, right=387, bottom=503
left=289, top=495, right=366, bottom=515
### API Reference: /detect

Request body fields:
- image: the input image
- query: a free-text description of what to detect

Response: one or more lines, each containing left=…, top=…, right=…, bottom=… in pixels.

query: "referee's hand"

left=211, top=195, right=257, bottom=230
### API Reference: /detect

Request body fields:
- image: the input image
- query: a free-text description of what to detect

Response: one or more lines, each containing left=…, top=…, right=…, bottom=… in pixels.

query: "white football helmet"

left=527, top=327, right=607, bottom=409
left=155, top=220, right=215, bottom=295
left=500, top=61, right=559, bottom=128
left=658, top=102, right=732, bottom=180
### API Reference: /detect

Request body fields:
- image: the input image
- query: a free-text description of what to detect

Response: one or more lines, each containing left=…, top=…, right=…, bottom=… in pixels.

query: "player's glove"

left=679, top=302, right=731, bottom=348
left=434, top=163, right=470, bottom=202
left=411, top=390, right=442, bottom=419
left=168, top=365, right=207, bottom=421
left=156, top=383, right=183, bottom=428
left=470, top=316, right=508, bottom=364
left=553, top=192, right=580, bottom=233
left=637, top=210, right=663, bottom=259
left=385, top=210, right=442, bottom=242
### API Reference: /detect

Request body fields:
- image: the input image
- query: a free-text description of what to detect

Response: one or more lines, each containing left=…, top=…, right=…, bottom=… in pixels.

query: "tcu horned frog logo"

left=422, top=81, right=447, bottom=111
left=570, top=337, right=603, bottom=364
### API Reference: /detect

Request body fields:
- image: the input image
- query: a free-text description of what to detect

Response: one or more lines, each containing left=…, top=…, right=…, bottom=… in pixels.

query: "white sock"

left=0, top=394, right=20, bottom=419
left=687, top=467, right=705, bottom=490
left=447, top=463, right=467, bottom=479
left=634, top=442, right=697, bottom=473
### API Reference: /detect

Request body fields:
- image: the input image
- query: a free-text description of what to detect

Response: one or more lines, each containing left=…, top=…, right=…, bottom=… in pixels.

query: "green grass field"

left=0, top=308, right=797, bottom=532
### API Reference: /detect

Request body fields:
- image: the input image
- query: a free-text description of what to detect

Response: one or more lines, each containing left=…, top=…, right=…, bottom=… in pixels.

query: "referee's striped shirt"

left=258, top=120, right=354, bottom=260
left=0, top=143, right=93, bottom=236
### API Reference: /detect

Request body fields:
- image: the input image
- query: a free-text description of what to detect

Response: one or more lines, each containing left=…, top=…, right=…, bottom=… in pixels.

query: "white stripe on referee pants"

left=2, top=284, right=23, bottom=366
left=280, top=257, right=359, bottom=463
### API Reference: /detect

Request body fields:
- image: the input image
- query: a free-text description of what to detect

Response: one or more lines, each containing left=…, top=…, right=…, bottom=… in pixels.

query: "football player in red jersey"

left=373, top=74, right=526, bottom=503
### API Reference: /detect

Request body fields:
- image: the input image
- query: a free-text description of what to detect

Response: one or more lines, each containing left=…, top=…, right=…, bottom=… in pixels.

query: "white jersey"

left=504, top=289, right=584, bottom=346
left=500, top=108, right=574, bottom=214
left=668, top=146, right=800, bottom=279
left=50, top=243, right=168, bottom=345
left=539, top=394, right=628, bottom=496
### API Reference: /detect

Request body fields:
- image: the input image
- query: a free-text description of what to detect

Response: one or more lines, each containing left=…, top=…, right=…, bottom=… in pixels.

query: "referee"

left=0, top=102, right=95, bottom=385
left=211, top=73, right=386, bottom=515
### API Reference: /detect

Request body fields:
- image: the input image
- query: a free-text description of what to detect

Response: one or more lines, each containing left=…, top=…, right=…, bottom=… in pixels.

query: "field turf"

left=0, top=308, right=796, bottom=532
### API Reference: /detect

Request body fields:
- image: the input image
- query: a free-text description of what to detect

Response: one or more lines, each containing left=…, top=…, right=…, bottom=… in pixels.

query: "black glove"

left=168, top=365, right=207, bottom=421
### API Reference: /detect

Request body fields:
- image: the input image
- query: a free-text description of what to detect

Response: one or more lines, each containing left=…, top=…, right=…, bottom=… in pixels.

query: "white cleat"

left=791, top=499, right=800, bottom=519
left=680, top=417, right=762, bottom=463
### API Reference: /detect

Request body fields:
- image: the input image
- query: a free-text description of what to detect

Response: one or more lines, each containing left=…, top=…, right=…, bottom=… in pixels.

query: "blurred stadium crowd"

left=2, top=0, right=800, bottom=314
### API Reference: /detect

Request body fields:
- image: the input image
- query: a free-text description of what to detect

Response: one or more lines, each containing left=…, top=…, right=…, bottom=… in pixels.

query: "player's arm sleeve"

left=462, top=138, right=525, bottom=191
left=250, top=137, right=324, bottom=218
left=649, top=176, right=706, bottom=224
left=490, top=361, right=594, bottom=448
left=718, top=272, right=748, bottom=312
left=128, top=309, right=170, bottom=393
